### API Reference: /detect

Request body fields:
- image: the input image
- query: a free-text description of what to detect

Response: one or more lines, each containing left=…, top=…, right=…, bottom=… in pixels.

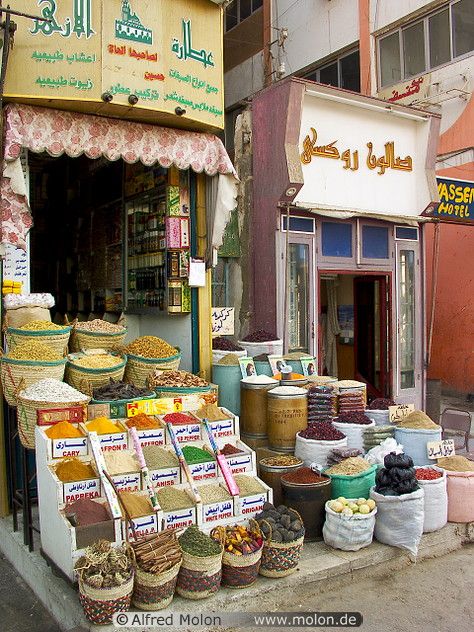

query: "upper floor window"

left=225, top=0, right=263, bottom=32
left=302, top=49, right=360, bottom=93
left=378, top=0, right=474, bottom=88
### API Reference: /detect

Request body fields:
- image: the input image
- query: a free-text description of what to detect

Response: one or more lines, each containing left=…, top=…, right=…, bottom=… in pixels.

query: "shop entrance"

left=319, top=272, right=391, bottom=401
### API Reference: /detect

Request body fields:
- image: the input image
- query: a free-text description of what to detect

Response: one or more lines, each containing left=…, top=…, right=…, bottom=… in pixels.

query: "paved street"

left=2, top=544, right=473, bottom=631
left=290, top=544, right=474, bottom=632
left=0, top=554, right=60, bottom=632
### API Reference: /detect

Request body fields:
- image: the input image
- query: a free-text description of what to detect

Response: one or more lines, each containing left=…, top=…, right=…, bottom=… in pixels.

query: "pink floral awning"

left=1, top=103, right=237, bottom=250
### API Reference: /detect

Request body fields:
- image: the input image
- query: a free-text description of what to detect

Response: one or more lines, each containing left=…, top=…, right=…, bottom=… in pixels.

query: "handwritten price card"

left=212, top=307, right=234, bottom=336
left=389, top=404, right=415, bottom=424
left=427, top=440, right=455, bottom=459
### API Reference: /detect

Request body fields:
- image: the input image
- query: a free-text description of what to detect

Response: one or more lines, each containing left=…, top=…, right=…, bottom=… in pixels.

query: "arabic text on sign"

left=300, top=128, right=413, bottom=174
left=388, top=77, right=424, bottom=103
left=30, top=0, right=95, bottom=40
left=171, top=19, right=215, bottom=69
left=427, top=439, right=455, bottom=459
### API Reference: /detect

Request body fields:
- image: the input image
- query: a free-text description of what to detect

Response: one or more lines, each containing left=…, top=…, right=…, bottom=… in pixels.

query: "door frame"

left=276, top=231, right=316, bottom=357
left=353, top=274, right=390, bottom=399
left=317, top=269, right=393, bottom=396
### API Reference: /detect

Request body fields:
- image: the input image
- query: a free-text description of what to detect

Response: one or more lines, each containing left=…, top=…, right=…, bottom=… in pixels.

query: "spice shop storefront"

left=249, top=79, right=440, bottom=409
left=0, top=0, right=237, bottom=377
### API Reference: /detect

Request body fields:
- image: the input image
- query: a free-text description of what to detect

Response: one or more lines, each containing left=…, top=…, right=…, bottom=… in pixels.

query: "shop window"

left=212, top=257, right=231, bottom=307
left=378, top=0, right=474, bottom=88
left=399, top=250, right=416, bottom=389
left=225, top=0, right=263, bottom=32
left=281, top=216, right=315, bottom=234
left=321, top=222, right=352, bottom=258
left=362, top=225, right=389, bottom=259
left=395, top=226, right=419, bottom=241
left=302, top=49, right=360, bottom=93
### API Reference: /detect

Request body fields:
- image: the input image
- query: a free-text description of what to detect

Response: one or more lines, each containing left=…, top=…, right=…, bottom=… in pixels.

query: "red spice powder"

left=221, top=443, right=243, bottom=455
left=163, top=412, right=196, bottom=425
left=282, top=466, right=328, bottom=485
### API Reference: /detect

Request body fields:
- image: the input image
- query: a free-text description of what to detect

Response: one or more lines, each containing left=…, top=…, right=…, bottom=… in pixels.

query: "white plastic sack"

left=415, top=466, right=447, bottom=533
left=365, top=438, right=404, bottom=466
left=323, top=501, right=377, bottom=551
left=333, top=420, right=375, bottom=451
left=212, top=349, right=247, bottom=364
left=295, top=434, right=347, bottom=468
left=370, top=487, right=424, bottom=557
left=365, top=409, right=390, bottom=426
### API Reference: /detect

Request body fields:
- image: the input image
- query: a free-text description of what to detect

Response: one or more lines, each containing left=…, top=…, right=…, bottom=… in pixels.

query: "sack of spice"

left=414, top=466, right=447, bottom=532
left=436, top=456, right=474, bottom=523
left=176, top=526, right=223, bottom=600
left=295, top=423, right=347, bottom=468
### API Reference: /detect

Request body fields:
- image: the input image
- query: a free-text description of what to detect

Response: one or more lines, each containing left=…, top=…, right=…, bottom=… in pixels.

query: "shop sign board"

left=4, top=0, right=224, bottom=130
left=294, top=90, right=435, bottom=218
left=433, top=177, right=474, bottom=223
left=427, top=439, right=455, bottom=459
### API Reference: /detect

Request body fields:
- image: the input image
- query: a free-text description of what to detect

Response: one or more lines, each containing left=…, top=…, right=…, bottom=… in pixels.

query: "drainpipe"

left=358, top=0, right=372, bottom=95
left=263, top=0, right=272, bottom=87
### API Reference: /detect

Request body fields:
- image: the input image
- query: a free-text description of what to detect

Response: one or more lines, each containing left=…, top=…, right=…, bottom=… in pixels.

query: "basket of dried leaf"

left=74, top=540, right=134, bottom=625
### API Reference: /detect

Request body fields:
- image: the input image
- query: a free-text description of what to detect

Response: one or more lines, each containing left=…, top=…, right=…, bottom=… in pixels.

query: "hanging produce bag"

left=370, top=487, right=424, bottom=556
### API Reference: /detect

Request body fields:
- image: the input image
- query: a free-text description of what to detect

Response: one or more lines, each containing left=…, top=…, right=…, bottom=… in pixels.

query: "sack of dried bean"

left=295, top=423, right=348, bottom=468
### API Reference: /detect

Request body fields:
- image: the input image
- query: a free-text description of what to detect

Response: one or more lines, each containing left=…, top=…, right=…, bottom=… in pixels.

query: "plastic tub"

left=393, top=427, right=442, bottom=466
left=324, top=464, right=377, bottom=500
left=211, top=364, right=241, bottom=416
left=281, top=474, right=331, bottom=542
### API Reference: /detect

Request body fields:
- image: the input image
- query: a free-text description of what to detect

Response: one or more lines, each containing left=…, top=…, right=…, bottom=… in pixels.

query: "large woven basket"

left=70, top=327, right=127, bottom=353
left=78, top=573, right=134, bottom=626
left=259, top=534, right=304, bottom=578
left=124, top=353, right=181, bottom=388
left=65, top=353, right=127, bottom=396
left=0, top=356, right=67, bottom=407
left=132, top=561, right=181, bottom=611
left=6, top=325, right=72, bottom=357
left=221, top=545, right=263, bottom=588
left=175, top=547, right=223, bottom=600
left=16, top=394, right=90, bottom=449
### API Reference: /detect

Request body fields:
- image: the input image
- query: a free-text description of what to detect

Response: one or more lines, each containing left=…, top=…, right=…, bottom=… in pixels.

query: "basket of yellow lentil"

left=65, top=351, right=127, bottom=396
left=123, top=336, right=181, bottom=388
left=0, top=341, right=67, bottom=407
left=6, top=320, right=72, bottom=357
left=69, top=319, right=127, bottom=353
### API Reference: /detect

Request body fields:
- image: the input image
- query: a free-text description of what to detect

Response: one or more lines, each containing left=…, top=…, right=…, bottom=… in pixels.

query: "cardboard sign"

left=207, top=418, right=234, bottom=438
left=97, top=432, right=128, bottom=452
left=163, top=507, right=196, bottom=530
left=189, top=460, right=217, bottom=482
left=128, top=513, right=159, bottom=539
left=202, top=499, right=233, bottom=523
left=51, top=436, right=88, bottom=459
left=427, top=439, right=456, bottom=460
left=149, top=467, right=181, bottom=488
left=389, top=404, right=415, bottom=423
left=63, top=478, right=100, bottom=504
left=167, top=423, right=201, bottom=444
left=37, top=406, right=85, bottom=426
left=238, top=492, right=268, bottom=516
left=111, top=472, right=141, bottom=493
left=211, top=307, right=234, bottom=335
left=226, top=453, right=253, bottom=475
left=134, top=427, right=166, bottom=447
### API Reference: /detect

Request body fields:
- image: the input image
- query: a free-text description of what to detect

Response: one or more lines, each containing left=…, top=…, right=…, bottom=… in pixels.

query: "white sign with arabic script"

left=294, top=90, right=435, bottom=218
left=211, top=307, right=234, bottom=335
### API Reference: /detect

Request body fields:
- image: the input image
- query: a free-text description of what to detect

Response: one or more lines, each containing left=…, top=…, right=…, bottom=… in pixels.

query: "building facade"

left=223, top=0, right=474, bottom=395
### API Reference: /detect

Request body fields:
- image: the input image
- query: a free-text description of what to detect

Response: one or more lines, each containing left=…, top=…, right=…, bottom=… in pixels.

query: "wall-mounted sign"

left=4, top=0, right=224, bottom=130
left=377, top=75, right=431, bottom=106
left=211, top=307, right=234, bottom=335
left=294, top=91, right=434, bottom=218
left=433, top=177, right=474, bottom=223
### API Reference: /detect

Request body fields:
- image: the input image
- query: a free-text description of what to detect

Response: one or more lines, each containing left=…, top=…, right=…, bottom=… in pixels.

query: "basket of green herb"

left=176, top=526, right=223, bottom=600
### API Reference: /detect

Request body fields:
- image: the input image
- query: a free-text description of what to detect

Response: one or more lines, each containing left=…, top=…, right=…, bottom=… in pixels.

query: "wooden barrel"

left=240, top=380, right=278, bottom=438
left=267, top=386, right=308, bottom=452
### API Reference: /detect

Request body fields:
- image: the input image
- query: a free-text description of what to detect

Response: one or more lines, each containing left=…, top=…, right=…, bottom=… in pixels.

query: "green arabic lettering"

left=30, top=0, right=62, bottom=37
left=73, top=0, right=95, bottom=38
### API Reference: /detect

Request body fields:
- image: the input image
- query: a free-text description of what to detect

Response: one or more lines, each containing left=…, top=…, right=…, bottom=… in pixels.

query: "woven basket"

left=65, top=353, right=127, bottom=396
left=16, top=394, right=90, bottom=450
left=70, top=327, right=127, bottom=353
left=257, top=508, right=305, bottom=578
left=0, top=356, right=67, bottom=407
left=124, top=352, right=181, bottom=388
left=132, top=561, right=181, bottom=611
left=176, top=547, right=223, bottom=600
left=6, top=325, right=72, bottom=357
left=221, top=545, right=263, bottom=588
left=78, top=573, right=134, bottom=625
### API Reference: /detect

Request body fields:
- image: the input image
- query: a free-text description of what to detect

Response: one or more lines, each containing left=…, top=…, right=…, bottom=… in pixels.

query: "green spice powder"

left=179, top=525, right=222, bottom=557
left=182, top=445, right=216, bottom=465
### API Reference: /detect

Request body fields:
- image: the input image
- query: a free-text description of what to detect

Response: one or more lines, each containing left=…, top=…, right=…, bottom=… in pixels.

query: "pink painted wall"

left=426, top=162, right=474, bottom=394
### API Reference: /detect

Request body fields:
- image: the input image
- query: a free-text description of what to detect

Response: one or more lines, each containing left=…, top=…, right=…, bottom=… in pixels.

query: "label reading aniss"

left=389, top=404, right=415, bottom=423
left=427, top=439, right=456, bottom=459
